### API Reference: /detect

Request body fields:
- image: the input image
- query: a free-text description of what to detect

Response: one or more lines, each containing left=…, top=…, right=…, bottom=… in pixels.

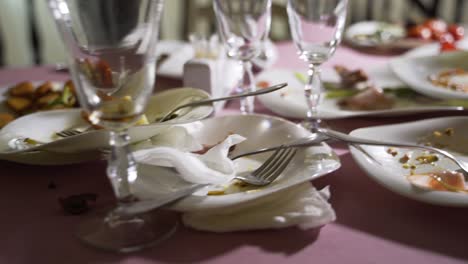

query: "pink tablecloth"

left=1, top=43, right=468, bottom=264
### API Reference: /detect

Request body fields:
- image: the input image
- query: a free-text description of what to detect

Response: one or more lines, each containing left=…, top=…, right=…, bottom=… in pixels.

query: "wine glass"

left=287, top=0, right=348, bottom=130
left=48, top=0, right=178, bottom=252
left=213, top=0, right=272, bottom=114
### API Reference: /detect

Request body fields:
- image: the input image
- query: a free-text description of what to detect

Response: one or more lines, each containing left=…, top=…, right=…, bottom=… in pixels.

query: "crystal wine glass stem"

left=107, top=130, right=138, bottom=205
left=238, top=60, right=255, bottom=114
left=304, top=63, right=322, bottom=130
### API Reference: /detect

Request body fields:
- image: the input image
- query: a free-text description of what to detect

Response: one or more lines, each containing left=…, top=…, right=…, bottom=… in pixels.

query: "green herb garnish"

left=294, top=72, right=307, bottom=84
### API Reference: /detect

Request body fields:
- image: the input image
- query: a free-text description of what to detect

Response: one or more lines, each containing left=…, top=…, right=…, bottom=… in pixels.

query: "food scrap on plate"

left=407, top=171, right=467, bottom=193
left=383, top=125, right=467, bottom=194
left=0, top=81, right=79, bottom=128
left=428, top=69, right=468, bottom=93
left=331, top=65, right=395, bottom=111
left=383, top=146, right=467, bottom=194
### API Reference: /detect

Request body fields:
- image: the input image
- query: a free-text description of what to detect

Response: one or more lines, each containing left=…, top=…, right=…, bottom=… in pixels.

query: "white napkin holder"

left=183, top=58, right=241, bottom=113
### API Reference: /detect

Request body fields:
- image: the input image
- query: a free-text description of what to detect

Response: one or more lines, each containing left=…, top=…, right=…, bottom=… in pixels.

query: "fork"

left=101, top=145, right=297, bottom=185
left=233, top=147, right=298, bottom=186
left=55, top=126, right=92, bottom=138
left=156, top=82, right=287, bottom=122
left=114, top=147, right=297, bottom=215
left=317, top=127, right=468, bottom=177
left=230, top=133, right=328, bottom=160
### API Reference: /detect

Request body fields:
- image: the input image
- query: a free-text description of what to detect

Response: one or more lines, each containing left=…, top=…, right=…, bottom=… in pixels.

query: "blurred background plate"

left=256, top=68, right=465, bottom=119
left=390, top=51, right=468, bottom=100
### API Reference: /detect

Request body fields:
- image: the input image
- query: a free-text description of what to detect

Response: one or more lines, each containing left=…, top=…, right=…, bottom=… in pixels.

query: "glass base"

left=76, top=208, right=179, bottom=253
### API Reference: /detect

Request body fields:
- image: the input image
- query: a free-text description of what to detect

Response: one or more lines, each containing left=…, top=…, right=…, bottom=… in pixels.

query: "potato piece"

left=6, top=97, right=33, bottom=112
left=9, top=82, right=35, bottom=97
left=0, top=113, right=15, bottom=128
left=35, top=81, right=54, bottom=97
left=36, top=93, right=60, bottom=108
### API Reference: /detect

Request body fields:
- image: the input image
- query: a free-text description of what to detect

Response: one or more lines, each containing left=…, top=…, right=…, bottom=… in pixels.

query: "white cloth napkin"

left=134, top=128, right=246, bottom=185
left=182, top=183, right=336, bottom=232
left=158, top=45, right=194, bottom=77
left=133, top=126, right=336, bottom=232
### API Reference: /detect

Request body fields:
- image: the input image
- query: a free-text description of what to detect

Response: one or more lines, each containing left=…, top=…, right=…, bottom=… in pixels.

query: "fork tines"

left=55, top=129, right=82, bottom=138
left=254, top=148, right=297, bottom=182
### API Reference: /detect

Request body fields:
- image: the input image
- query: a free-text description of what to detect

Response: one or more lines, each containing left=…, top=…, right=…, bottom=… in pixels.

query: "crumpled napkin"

left=182, top=183, right=335, bottom=232
left=133, top=126, right=336, bottom=232
left=133, top=127, right=246, bottom=185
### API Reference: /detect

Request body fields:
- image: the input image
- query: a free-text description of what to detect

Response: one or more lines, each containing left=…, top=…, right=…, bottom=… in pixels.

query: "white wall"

left=0, top=0, right=34, bottom=66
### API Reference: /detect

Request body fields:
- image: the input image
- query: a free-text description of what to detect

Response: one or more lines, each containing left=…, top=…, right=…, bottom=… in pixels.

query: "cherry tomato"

left=439, top=33, right=457, bottom=52
left=431, top=30, right=445, bottom=41
left=448, top=24, right=464, bottom=41
left=423, top=19, right=448, bottom=36
left=407, top=25, right=432, bottom=40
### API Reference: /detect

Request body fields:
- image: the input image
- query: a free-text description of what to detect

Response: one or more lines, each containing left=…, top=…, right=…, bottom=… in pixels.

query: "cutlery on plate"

left=233, top=147, right=297, bottom=186
left=317, top=127, right=468, bottom=176
left=55, top=125, right=92, bottom=138
left=115, top=147, right=297, bottom=215
left=99, top=132, right=325, bottom=161
left=230, top=132, right=329, bottom=160
left=156, top=82, right=288, bottom=122
left=53, top=82, right=288, bottom=138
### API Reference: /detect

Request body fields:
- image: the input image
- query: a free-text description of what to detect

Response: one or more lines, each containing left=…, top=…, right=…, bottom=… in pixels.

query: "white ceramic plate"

left=256, top=69, right=464, bottom=119
left=349, top=116, right=468, bottom=207
left=132, top=114, right=341, bottom=212
left=0, top=87, right=213, bottom=164
left=390, top=50, right=468, bottom=100
left=344, top=21, right=408, bottom=49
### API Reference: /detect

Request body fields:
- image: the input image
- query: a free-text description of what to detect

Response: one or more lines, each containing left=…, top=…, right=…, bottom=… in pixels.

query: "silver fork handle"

left=318, top=128, right=468, bottom=175
left=158, top=82, right=288, bottom=122
left=230, top=133, right=329, bottom=160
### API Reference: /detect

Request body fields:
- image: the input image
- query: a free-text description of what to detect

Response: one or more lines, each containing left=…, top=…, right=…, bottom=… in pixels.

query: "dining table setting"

left=1, top=0, right=468, bottom=263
